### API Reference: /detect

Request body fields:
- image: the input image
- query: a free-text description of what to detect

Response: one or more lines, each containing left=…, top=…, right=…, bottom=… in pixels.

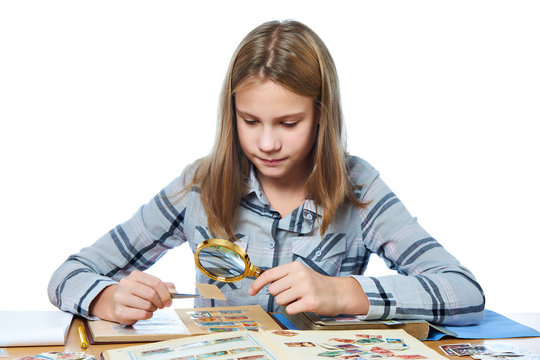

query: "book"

left=101, top=328, right=448, bottom=360
left=280, top=311, right=456, bottom=340
left=87, top=305, right=283, bottom=343
left=0, top=311, right=73, bottom=346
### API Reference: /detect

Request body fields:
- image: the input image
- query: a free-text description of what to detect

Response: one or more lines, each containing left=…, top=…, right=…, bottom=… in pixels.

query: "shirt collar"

left=245, top=164, right=267, bottom=204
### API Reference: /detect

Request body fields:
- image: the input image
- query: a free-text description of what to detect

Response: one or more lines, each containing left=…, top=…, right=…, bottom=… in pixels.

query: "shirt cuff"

left=350, top=275, right=397, bottom=320
left=71, top=278, right=117, bottom=320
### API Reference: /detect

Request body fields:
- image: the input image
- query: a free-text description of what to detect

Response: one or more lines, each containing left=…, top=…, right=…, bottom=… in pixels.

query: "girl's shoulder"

left=345, top=155, right=380, bottom=188
left=164, top=159, right=204, bottom=195
left=181, top=159, right=202, bottom=181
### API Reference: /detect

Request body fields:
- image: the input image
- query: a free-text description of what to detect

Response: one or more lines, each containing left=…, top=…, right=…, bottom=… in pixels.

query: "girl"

left=49, top=20, right=485, bottom=326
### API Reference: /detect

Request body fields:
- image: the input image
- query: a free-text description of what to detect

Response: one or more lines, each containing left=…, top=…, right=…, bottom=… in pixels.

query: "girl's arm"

left=352, top=171, right=485, bottom=326
left=251, top=158, right=485, bottom=326
left=47, top=169, right=193, bottom=321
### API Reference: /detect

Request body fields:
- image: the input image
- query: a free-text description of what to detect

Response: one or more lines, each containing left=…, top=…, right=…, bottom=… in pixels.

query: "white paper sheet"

left=111, top=308, right=189, bottom=335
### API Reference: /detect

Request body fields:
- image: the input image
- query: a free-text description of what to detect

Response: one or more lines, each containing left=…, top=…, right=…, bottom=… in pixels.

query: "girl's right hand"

left=90, top=270, right=175, bottom=325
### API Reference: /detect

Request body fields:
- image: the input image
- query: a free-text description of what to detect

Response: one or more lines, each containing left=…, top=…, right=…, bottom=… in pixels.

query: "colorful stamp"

left=271, top=330, right=298, bottom=337
left=188, top=311, right=212, bottom=318
left=208, top=327, right=240, bottom=333
left=284, top=341, right=316, bottom=347
left=196, top=321, right=236, bottom=327
left=213, top=336, right=246, bottom=344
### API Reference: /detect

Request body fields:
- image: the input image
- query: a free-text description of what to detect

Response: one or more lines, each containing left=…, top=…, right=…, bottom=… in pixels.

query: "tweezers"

left=170, top=292, right=201, bottom=299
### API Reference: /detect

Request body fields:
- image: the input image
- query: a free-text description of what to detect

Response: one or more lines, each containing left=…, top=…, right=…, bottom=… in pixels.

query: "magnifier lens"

left=198, top=245, right=247, bottom=279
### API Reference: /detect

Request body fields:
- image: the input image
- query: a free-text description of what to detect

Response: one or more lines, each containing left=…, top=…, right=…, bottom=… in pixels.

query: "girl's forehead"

left=235, top=80, right=313, bottom=111
left=234, top=75, right=273, bottom=94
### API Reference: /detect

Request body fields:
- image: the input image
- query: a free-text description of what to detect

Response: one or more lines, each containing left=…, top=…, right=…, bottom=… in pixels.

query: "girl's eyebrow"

left=236, top=109, right=305, bottom=121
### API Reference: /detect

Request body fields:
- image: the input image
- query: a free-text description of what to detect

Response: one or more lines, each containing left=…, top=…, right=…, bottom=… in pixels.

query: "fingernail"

left=165, top=300, right=172, bottom=307
left=248, top=288, right=253, bottom=295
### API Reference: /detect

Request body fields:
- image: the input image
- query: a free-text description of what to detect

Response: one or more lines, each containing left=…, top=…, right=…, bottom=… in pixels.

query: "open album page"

left=102, top=331, right=278, bottom=360
left=103, top=328, right=447, bottom=360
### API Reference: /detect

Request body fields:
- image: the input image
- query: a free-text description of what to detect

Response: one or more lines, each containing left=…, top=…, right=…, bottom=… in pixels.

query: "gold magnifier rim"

left=194, top=238, right=252, bottom=283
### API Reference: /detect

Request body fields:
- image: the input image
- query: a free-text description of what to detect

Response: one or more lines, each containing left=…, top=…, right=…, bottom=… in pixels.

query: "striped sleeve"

left=47, top=169, right=193, bottom=319
left=353, top=173, right=485, bottom=326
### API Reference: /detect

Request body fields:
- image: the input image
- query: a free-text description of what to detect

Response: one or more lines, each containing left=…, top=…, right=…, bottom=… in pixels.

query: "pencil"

left=78, top=325, right=89, bottom=349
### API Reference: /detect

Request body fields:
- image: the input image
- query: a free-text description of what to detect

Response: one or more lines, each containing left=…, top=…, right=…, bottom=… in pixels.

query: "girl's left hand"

left=248, top=261, right=369, bottom=316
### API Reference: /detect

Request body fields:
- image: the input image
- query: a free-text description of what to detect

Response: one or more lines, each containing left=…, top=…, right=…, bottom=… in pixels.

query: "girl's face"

left=235, top=79, right=319, bottom=187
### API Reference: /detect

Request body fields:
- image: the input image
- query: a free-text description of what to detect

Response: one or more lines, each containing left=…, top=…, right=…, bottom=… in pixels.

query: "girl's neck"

left=257, top=168, right=311, bottom=218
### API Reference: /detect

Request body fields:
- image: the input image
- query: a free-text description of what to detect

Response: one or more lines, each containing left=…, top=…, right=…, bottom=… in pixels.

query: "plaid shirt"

left=48, top=156, right=484, bottom=325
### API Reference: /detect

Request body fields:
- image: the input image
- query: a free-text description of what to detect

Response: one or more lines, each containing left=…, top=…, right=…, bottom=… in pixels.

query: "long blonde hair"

left=192, top=20, right=362, bottom=239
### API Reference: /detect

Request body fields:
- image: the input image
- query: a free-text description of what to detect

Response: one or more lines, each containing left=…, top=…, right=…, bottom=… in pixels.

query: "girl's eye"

left=243, top=118, right=257, bottom=125
left=282, top=122, right=298, bottom=128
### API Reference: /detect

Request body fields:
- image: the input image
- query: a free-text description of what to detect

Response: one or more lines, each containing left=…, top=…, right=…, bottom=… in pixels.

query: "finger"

left=164, top=282, right=176, bottom=292
left=164, top=282, right=176, bottom=306
left=130, top=272, right=171, bottom=308
left=114, top=288, right=158, bottom=313
left=267, top=274, right=295, bottom=296
left=249, top=264, right=291, bottom=295
left=115, top=305, right=154, bottom=325
left=272, top=282, right=305, bottom=307
left=119, top=276, right=164, bottom=310
left=131, top=282, right=167, bottom=309
left=152, top=280, right=174, bottom=307
left=285, top=298, right=308, bottom=315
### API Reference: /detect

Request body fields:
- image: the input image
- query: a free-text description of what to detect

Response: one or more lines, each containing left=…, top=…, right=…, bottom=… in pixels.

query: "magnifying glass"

left=194, top=239, right=264, bottom=282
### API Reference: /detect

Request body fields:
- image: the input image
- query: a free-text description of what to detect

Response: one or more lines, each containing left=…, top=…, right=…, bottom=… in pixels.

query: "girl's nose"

left=258, top=127, right=281, bottom=152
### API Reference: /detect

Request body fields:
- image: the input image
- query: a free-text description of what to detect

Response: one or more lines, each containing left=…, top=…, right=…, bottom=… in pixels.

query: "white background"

left=1, top=1, right=539, bottom=314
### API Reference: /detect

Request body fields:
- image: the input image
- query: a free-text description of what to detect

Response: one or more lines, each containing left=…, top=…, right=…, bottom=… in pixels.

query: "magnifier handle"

left=254, top=267, right=265, bottom=278
left=247, top=264, right=264, bottom=278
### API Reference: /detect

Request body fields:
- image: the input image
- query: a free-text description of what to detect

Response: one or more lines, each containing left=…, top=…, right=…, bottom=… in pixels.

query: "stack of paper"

left=0, top=311, right=73, bottom=346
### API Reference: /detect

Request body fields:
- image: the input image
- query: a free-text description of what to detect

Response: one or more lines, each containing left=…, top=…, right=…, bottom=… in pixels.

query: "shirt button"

left=264, top=287, right=270, bottom=295
left=268, top=241, right=275, bottom=249
left=315, top=250, right=322, bottom=257
left=305, top=212, right=313, bottom=220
